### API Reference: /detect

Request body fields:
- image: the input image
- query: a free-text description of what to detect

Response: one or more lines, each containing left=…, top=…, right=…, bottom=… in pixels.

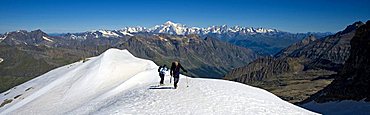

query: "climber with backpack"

left=158, top=64, right=168, bottom=85
left=170, top=61, right=187, bottom=89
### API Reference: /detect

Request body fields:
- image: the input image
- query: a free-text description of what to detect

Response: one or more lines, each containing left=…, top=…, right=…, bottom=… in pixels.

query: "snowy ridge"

left=0, top=48, right=316, bottom=114
left=121, top=26, right=148, bottom=33
left=118, top=31, right=134, bottom=36
left=67, top=21, right=280, bottom=38
left=147, top=21, right=279, bottom=35
left=98, top=30, right=121, bottom=38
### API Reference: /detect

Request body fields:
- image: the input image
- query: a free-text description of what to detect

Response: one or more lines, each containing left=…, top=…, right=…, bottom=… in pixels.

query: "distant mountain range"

left=57, top=21, right=332, bottom=55
left=62, top=21, right=280, bottom=39
left=1, top=21, right=331, bottom=56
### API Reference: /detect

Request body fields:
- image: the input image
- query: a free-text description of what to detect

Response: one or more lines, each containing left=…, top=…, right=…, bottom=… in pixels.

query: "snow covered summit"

left=0, top=48, right=316, bottom=114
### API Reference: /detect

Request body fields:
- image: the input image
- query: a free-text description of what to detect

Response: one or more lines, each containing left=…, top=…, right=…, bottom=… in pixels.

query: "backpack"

left=159, top=67, right=167, bottom=74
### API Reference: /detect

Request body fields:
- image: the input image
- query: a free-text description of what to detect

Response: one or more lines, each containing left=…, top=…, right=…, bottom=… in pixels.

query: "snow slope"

left=0, top=48, right=316, bottom=114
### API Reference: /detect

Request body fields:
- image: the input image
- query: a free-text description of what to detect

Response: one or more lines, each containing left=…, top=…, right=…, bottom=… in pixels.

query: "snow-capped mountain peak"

left=163, top=20, right=178, bottom=26
left=151, top=21, right=188, bottom=35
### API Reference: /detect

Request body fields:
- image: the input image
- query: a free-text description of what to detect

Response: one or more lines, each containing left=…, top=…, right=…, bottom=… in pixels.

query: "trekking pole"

left=185, top=75, right=189, bottom=87
left=170, top=75, right=172, bottom=83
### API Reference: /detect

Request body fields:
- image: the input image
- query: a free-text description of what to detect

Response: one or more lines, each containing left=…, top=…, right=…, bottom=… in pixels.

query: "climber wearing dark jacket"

left=170, top=61, right=187, bottom=89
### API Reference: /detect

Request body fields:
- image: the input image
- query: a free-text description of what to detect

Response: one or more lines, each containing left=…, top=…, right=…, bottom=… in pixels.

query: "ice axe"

left=186, top=76, right=189, bottom=87
left=185, top=71, right=189, bottom=87
left=170, top=75, right=172, bottom=83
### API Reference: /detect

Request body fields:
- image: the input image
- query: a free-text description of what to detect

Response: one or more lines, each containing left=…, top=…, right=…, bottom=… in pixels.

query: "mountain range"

left=60, top=21, right=332, bottom=55
left=1, top=21, right=331, bottom=57
left=63, top=21, right=280, bottom=38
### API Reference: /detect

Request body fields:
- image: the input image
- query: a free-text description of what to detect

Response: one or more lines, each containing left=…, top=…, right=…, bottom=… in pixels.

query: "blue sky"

left=0, top=0, right=369, bottom=33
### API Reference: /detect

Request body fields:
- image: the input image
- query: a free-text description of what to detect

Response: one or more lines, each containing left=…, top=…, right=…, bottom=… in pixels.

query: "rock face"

left=276, top=22, right=363, bottom=70
left=303, top=21, right=370, bottom=103
left=224, top=21, right=364, bottom=103
left=225, top=57, right=304, bottom=84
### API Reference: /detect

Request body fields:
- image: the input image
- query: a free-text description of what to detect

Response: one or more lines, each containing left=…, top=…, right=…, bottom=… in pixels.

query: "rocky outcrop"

left=288, top=21, right=362, bottom=58
left=284, top=22, right=363, bottom=70
left=225, top=57, right=304, bottom=83
left=303, top=21, right=370, bottom=103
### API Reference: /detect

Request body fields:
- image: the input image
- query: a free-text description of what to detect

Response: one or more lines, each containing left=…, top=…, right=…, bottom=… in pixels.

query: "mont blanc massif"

left=0, top=21, right=369, bottom=114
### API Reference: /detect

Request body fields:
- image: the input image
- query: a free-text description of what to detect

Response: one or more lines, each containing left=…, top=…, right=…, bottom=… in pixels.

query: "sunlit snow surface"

left=0, top=48, right=316, bottom=115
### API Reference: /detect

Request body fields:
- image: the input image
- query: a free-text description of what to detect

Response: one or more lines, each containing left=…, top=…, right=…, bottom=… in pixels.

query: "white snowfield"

left=0, top=48, right=317, bottom=115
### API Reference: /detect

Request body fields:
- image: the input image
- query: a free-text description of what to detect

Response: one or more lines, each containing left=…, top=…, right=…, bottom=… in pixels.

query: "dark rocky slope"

left=302, top=20, right=370, bottom=103
left=224, top=21, right=364, bottom=103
